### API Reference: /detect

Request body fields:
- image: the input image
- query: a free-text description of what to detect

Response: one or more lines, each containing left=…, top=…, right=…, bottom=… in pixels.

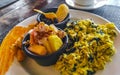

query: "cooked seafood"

left=28, top=22, right=65, bottom=55
left=55, top=19, right=117, bottom=75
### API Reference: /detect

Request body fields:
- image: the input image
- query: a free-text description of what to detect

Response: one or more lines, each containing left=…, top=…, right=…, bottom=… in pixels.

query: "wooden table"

left=0, top=0, right=120, bottom=43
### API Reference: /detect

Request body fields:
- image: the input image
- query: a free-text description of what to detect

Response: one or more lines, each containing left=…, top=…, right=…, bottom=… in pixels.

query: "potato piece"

left=42, top=38, right=53, bottom=54
left=28, top=45, right=47, bottom=55
left=48, top=35, right=63, bottom=52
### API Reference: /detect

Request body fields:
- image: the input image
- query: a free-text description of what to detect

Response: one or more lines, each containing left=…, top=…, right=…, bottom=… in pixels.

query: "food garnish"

left=0, top=22, right=37, bottom=75
left=0, top=26, right=28, bottom=75
left=55, top=19, right=117, bottom=75
left=34, top=9, right=57, bottom=21
left=34, top=4, right=69, bottom=24
left=28, top=22, right=65, bottom=55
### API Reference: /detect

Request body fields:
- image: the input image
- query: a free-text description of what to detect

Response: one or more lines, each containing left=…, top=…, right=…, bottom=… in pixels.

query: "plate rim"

left=6, top=9, right=120, bottom=75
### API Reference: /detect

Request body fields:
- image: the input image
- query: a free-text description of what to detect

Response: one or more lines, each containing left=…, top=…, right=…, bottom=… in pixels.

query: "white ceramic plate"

left=65, top=0, right=107, bottom=10
left=6, top=9, right=120, bottom=75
